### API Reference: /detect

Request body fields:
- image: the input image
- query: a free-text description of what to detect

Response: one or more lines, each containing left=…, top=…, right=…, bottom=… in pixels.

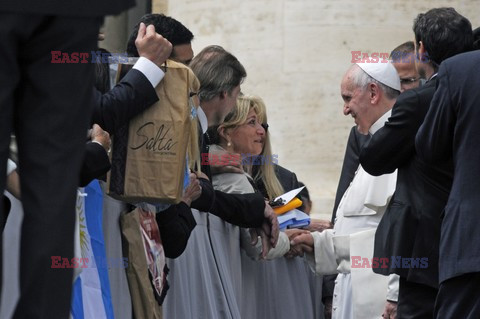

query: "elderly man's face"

left=340, top=71, right=372, bottom=134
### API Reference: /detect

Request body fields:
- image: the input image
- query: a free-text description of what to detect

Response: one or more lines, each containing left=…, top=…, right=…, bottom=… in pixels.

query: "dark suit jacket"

left=360, top=78, right=452, bottom=288
left=92, top=69, right=159, bottom=135
left=79, top=142, right=111, bottom=187
left=0, top=0, right=134, bottom=17
left=416, top=51, right=480, bottom=283
left=86, top=69, right=158, bottom=188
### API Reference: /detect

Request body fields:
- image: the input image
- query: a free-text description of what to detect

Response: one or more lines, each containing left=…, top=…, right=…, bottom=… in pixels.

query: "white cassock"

left=306, top=111, right=400, bottom=319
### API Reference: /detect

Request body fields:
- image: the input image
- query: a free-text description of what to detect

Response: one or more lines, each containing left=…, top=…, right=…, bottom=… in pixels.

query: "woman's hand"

left=181, top=173, right=202, bottom=206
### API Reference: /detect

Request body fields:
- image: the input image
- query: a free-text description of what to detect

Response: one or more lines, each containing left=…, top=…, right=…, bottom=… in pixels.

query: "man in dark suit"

left=85, top=22, right=172, bottom=185
left=92, top=22, right=172, bottom=135
left=359, top=8, right=473, bottom=318
left=416, top=50, right=480, bottom=318
left=0, top=1, right=135, bottom=317
left=91, top=20, right=202, bottom=260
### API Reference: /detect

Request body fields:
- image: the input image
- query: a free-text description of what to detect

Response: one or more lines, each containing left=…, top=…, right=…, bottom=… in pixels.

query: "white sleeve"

left=7, top=158, right=16, bottom=176
left=132, top=57, right=165, bottom=88
left=265, top=232, right=290, bottom=260
left=305, top=230, right=350, bottom=275
left=240, top=230, right=290, bottom=260
left=386, top=274, right=400, bottom=302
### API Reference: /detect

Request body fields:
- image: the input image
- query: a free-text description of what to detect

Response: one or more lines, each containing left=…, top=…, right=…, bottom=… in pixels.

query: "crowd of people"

left=0, top=4, right=479, bottom=319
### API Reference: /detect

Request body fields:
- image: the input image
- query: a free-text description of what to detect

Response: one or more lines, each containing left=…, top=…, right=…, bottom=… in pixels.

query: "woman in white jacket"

left=208, top=95, right=320, bottom=319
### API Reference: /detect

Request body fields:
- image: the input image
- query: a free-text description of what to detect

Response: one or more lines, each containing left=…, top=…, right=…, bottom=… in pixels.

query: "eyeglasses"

left=261, top=123, right=269, bottom=132
left=400, top=77, right=419, bottom=85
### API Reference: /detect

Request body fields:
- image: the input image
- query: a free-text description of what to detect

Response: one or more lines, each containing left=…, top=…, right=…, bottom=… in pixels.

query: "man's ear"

left=418, top=41, right=425, bottom=55
left=369, top=83, right=381, bottom=104
left=219, top=91, right=227, bottom=100
left=418, top=41, right=428, bottom=62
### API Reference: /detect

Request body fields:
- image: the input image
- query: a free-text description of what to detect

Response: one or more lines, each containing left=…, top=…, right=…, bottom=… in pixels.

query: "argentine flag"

left=71, top=180, right=115, bottom=319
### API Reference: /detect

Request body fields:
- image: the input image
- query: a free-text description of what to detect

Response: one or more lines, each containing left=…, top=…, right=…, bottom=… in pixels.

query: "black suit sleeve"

left=322, top=274, right=336, bottom=301
left=190, top=175, right=265, bottom=228
left=416, top=64, right=455, bottom=164
left=91, top=69, right=159, bottom=134
left=79, top=142, right=111, bottom=187
left=191, top=178, right=215, bottom=212
left=210, top=191, right=265, bottom=228
left=156, top=202, right=197, bottom=258
left=360, top=90, right=424, bottom=176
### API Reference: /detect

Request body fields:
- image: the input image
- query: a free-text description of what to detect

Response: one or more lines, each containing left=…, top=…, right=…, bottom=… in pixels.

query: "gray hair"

left=351, top=66, right=400, bottom=100
left=189, top=45, right=246, bottom=102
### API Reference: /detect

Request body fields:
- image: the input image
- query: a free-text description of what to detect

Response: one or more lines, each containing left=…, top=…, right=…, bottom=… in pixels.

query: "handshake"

left=284, top=219, right=332, bottom=258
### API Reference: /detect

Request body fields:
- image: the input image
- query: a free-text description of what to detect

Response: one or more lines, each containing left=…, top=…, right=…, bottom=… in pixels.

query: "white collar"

left=197, top=106, right=208, bottom=134
left=426, top=73, right=438, bottom=83
left=369, top=110, right=392, bottom=135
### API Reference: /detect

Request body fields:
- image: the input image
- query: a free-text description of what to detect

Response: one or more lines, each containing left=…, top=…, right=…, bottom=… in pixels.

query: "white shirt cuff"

left=386, top=274, right=400, bottom=302
left=132, top=57, right=165, bottom=88
left=7, top=158, right=16, bottom=175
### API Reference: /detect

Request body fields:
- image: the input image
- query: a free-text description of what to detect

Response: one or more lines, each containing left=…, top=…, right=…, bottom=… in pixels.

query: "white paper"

left=274, top=186, right=305, bottom=206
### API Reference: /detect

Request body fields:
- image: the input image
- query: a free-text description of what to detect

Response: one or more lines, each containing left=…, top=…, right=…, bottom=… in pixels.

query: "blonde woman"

left=208, top=95, right=318, bottom=319
left=206, top=95, right=290, bottom=258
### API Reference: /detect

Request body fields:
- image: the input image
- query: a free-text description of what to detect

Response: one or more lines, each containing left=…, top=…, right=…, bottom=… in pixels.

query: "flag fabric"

left=71, top=180, right=115, bottom=319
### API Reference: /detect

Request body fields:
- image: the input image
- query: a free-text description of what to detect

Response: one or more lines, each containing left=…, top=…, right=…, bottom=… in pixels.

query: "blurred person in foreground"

left=0, top=0, right=138, bottom=316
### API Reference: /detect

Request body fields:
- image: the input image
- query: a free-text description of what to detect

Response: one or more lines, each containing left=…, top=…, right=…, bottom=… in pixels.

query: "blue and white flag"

left=71, top=180, right=115, bottom=319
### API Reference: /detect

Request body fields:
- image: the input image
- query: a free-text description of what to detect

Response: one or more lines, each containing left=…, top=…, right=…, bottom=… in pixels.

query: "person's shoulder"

left=444, top=50, right=480, bottom=67
left=394, top=81, right=435, bottom=111
left=441, top=51, right=480, bottom=85
left=392, top=88, right=421, bottom=112
left=274, top=164, right=296, bottom=178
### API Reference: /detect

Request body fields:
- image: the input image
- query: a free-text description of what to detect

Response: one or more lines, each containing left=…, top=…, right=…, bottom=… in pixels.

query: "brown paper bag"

left=108, top=59, right=200, bottom=204
left=121, top=208, right=164, bottom=319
